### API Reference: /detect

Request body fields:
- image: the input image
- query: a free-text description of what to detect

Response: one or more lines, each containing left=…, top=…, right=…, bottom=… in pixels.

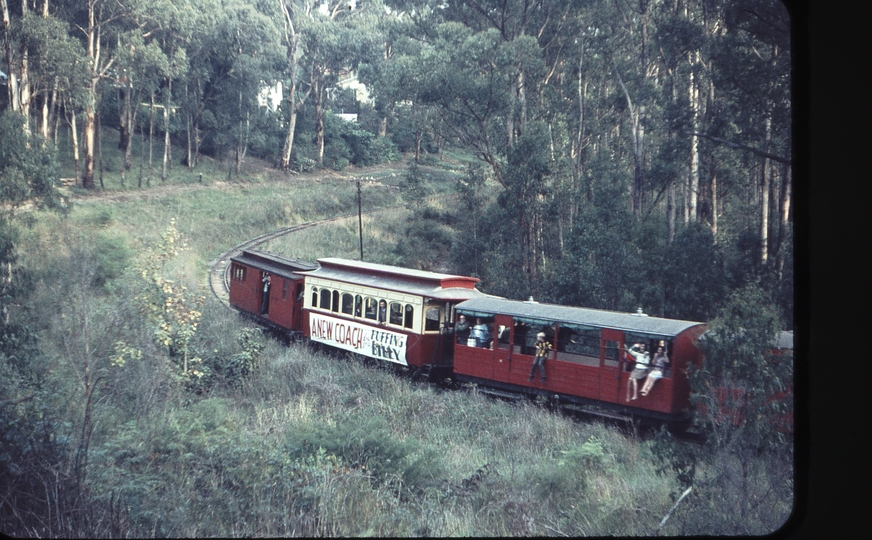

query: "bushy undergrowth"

left=3, top=154, right=792, bottom=537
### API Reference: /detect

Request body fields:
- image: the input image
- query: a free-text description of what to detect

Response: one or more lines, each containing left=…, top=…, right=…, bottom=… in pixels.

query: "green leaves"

left=0, top=111, right=64, bottom=217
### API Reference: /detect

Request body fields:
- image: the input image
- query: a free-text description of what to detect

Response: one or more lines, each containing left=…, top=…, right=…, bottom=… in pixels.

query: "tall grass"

left=7, top=135, right=791, bottom=537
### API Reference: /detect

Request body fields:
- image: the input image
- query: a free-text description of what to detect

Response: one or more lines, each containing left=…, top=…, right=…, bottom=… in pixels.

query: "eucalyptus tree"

left=413, top=23, right=542, bottom=186
left=277, top=0, right=308, bottom=171
left=295, top=0, right=378, bottom=166
left=113, top=33, right=168, bottom=184
left=16, top=9, right=87, bottom=142
left=706, top=0, right=791, bottom=269
left=1, top=0, right=26, bottom=118
left=64, top=0, right=134, bottom=189
left=135, top=0, right=195, bottom=181
left=207, top=0, right=282, bottom=173
left=355, top=0, right=413, bottom=137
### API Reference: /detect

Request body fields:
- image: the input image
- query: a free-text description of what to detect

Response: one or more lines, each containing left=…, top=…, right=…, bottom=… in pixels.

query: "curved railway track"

left=208, top=207, right=402, bottom=306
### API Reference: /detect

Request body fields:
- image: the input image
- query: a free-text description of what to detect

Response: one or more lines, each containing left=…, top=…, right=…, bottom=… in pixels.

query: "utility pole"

left=357, top=180, right=364, bottom=261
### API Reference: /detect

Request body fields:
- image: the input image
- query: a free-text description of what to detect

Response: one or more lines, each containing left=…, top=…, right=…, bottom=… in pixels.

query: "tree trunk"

left=575, top=41, right=587, bottom=205
left=162, top=82, right=172, bottom=182
left=81, top=0, right=104, bottom=190
left=775, top=163, right=791, bottom=278
left=82, top=104, right=97, bottom=189
left=760, top=115, right=772, bottom=266
left=688, top=58, right=700, bottom=223
left=711, top=167, right=718, bottom=238
left=70, top=107, right=80, bottom=185
left=97, top=110, right=103, bottom=189
left=48, top=77, right=59, bottom=141
left=613, top=61, right=645, bottom=221
left=667, top=180, right=676, bottom=243
left=148, top=93, right=155, bottom=187
left=314, top=77, right=324, bottom=166
left=279, top=0, right=300, bottom=171
left=185, top=108, right=193, bottom=170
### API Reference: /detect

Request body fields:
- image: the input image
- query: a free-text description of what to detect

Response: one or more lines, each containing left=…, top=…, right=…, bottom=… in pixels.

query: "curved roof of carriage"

left=299, top=258, right=488, bottom=300
left=231, top=250, right=318, bottom=280
left=456, top=297, right=705, bottom=338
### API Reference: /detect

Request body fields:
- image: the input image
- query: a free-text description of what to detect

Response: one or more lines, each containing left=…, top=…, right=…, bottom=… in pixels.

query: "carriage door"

left=598, top=328, right=624, bottom=403
left=491, top=314, right=514, bottom=383
left=292, top=281, right=305, bottom=331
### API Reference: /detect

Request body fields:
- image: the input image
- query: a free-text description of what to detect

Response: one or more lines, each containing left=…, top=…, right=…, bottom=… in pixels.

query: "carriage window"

left=282, top=280, right=289, bottom=300
left=341, top=293, right=354, bottom=315
left=364, top=297, right=377, bottom=320
left=389, top=302, right=403, bottom=326
left=624, top=333, right=655, bottom=355
left=404, top=304, right=414, bottom=329
left=311, top=287, right=318, bottom=307
left=332, top=290, right=340, bottom=312
left=556, top=326, right=600, bottom=366
left=319, top=288, right=332, bottom=310
left=512, top=319, right=552, bottom=355
left=232, top=264, right=246, bottom=281
left=468, top=316, right=495, bottom=349
left=495, top=325, right=511, bottom=349
left=603, top=340, right=621, bottom=368
left=354, top=295, right=363, bottom=317
left=424, top=308, right=441, bottom=332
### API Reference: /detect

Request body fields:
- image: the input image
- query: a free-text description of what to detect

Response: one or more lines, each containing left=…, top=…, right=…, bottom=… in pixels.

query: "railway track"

left=208, top=207, right=402, bottom=305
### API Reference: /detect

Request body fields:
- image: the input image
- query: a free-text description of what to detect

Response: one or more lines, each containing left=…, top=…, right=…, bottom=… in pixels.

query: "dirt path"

left=64, top=160, right=408, bottom=205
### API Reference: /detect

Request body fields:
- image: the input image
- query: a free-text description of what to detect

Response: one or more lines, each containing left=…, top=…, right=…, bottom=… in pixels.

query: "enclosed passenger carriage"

left=228, top=250, right=317, bottom=334
left=452, top=297, right=707, bottom=423
left=299, top=258, right=487, bottom=374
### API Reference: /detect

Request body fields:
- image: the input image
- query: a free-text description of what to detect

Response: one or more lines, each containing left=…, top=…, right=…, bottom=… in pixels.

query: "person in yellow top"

left=528, top=332, right=552, bottom=383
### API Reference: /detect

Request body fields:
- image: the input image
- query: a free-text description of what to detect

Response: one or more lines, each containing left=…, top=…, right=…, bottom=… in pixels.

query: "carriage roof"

left=300, top=258, right=487, bottom=300
left=456, top=297, right=705, bottom=338
left=231, top=250, right=318, bottom=280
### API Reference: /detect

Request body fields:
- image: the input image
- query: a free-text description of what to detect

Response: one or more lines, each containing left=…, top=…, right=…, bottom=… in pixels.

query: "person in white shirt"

left=625, top=343, right=650, bottom=401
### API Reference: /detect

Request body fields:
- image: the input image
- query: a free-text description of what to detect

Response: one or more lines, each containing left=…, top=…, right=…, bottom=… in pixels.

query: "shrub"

left=285, top=412, right=444, bottom=491
left=293, top=156, right=317, bottom=173
left=331, top=157, right=349, bottom=171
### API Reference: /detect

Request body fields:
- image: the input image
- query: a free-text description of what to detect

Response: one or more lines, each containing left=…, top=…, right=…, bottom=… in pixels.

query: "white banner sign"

left=309, top=313, right=408, bottom=366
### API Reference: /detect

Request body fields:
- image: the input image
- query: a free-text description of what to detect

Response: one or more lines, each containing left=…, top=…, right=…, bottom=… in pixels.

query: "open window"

left=424, top=307, right=441, bottom=332
left=341, top=293, right=354, bottom=315
left=511, top=317, right=553, bottom=356
left=555, top=324, right=600, bottom=366
left=389, top=302, right=403, bottom=326
left=403, top=304, right=414, bottom=329
left=364, top=297, right=378, bottom=320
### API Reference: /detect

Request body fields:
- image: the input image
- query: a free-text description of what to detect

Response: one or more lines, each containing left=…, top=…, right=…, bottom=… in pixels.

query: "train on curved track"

left=226, top=248, right=793, bottom=429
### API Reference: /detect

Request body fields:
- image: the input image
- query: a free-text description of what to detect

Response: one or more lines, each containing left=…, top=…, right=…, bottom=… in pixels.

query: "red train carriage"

left=298, top=258, right=488, bottom=374
left=228, top=250, right=318, bottom=334
left=451, top=297, right=707, bottom=424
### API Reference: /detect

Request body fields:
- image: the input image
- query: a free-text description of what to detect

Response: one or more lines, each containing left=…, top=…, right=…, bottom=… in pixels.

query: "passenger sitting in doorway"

left=528, top=332, right=552, bottom=383
left=470, top=318, right=491, bottom=348
left=625, top=343, right=650, bottom=401
left=641, top=344, right=669, bottom=396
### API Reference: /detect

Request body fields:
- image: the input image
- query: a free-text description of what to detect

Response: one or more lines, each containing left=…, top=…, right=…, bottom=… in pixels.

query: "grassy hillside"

left=2, top=130, right=792, bottom=537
